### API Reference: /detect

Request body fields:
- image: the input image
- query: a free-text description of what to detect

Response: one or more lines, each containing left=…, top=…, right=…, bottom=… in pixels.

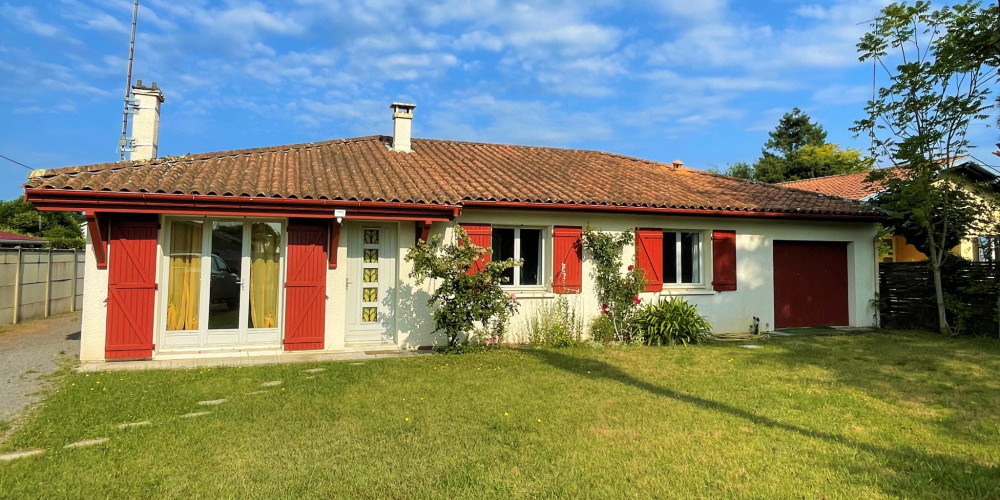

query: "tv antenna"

left=118, top=0, right=139, bottom=160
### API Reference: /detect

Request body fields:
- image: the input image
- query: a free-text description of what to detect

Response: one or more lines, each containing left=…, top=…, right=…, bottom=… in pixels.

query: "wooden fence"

left=0, top=248, right=84, bottom=326
left=879, top=261, right=998, bottom=335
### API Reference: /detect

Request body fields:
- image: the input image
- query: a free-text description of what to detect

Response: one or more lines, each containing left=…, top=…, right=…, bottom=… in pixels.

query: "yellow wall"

left=889, top=234, right=968, bottom=262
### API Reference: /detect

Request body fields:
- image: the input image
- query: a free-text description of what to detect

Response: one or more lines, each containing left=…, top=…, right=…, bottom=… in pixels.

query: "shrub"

left=581, top=225, right=647, bottom=342
left=587, top=314, right=617, bottom=344
left=634, top=297, right=712, bottom=346
left=406, top=227, right=521, bottom=346
left=524, top=296, right=584, bottom=347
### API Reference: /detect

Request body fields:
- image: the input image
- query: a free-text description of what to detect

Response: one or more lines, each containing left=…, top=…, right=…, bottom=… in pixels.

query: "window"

left=880, top=237, right=895, bottom=263
left=492, top=227, right=543, bottom=287
left=978, top=235, right=998, bottom=262
left=662, top=231, right=702, bottom=285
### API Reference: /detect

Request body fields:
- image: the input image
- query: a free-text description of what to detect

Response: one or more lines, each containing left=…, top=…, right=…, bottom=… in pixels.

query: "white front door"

left=345, top=222, right=397, bottom=343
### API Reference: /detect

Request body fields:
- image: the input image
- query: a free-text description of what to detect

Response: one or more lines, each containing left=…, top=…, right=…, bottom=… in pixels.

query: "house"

left=0, top=231, right=46, bottom=248
left=23, top=88, right=883, bottom=364
left=781, top=161, right=999, bottom=262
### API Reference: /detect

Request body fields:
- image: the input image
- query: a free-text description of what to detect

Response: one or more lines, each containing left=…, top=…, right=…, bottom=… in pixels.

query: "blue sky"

left=1, top=0, right=996, bottom=201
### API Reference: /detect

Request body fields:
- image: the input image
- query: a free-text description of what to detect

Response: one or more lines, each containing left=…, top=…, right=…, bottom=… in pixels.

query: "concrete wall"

left=0, top=248, right=84, bottom=326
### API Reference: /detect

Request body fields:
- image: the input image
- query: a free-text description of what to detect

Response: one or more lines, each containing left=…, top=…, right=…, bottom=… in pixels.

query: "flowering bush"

left=406, top=227, right=521, bottom=347
left=582, top=225, right=647, bottom=342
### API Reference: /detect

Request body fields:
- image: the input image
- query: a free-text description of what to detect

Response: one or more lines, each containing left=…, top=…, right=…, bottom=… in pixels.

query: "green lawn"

left=1, top=332, right=999, bottom=498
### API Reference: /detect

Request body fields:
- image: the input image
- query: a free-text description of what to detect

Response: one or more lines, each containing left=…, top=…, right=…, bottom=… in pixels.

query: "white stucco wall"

left=78, top=211, right=878, bottom=362
left=80, top=226, right=108, bottom=362
left=391, top=210, right=879, bottom=347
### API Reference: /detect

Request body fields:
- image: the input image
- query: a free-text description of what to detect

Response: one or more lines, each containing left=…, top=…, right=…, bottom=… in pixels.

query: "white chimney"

left=389, top=102, right=416, bottom=153
left=129, top=80, right=164, bottom=161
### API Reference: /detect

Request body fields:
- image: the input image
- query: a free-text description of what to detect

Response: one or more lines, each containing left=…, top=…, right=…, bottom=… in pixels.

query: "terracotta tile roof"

left=779, top=169, right=896, bottom=201
left=25, top=135, right=879, bottom=217
left=0, top=231, right=45, bottom=242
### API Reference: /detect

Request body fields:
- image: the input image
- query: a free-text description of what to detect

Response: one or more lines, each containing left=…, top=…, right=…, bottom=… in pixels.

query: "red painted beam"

left=85, top=211, right=108, bottom=269
left=24, top=189, right=462, bottom=221
left=460, top=200, right=887, bottom=222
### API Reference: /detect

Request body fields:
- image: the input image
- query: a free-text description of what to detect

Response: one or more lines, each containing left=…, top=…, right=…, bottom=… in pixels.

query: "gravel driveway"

left=0, top=312, right=80, bottom=423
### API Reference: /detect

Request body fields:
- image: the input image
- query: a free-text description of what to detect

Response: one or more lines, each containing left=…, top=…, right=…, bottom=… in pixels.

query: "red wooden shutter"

left=712, top=230, right=737, bottom=292
left=552, top=226, right=583, bottom=294
left=284, top=220, right=328, bottom=351
left=105, top=216, right=158, bottom=360
left=635, top=228, right=663, bottom=292
left=459, top=223, right=492, bottom=274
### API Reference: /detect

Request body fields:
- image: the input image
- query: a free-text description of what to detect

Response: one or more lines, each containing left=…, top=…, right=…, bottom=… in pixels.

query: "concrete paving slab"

left=117, top=421, right=151, bottom=429
left=261, top=381, right=282, bottom=387
left=65, top=437, right=109, bottom=448
left=197, top=399, right=227, bottom=406
left=181, top=411, right=211, bottom=418
left=0, top=449, right=44, bottom=461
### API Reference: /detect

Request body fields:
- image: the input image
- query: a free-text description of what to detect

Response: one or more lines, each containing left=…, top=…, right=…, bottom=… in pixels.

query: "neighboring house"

left=0, top=231, right=46, bottom=248
left=781, top=161, right=999, bottom=263
left=23, top=92, right=883, bottom=364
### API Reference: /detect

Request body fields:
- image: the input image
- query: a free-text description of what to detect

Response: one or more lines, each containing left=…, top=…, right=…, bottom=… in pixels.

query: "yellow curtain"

left=249, top=223, right=280, bottom=328
left=166, top=221, right=202, bottom=331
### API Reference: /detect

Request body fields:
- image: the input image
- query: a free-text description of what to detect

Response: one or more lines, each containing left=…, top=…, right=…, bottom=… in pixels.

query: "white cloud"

left=0, top=4, right=60, bottom=37
left=428, top=93, right=613, bottom=147
left=812, top=84, right=871, bottom=105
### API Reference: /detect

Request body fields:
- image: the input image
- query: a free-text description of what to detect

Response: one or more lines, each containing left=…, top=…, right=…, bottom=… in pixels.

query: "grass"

left=1, top=331, right=999, bottom=498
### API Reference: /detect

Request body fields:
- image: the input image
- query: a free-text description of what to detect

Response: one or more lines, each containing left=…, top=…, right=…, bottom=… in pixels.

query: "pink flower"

left=628, top=265, right=634, bottom=271
left=510, top=293, right=517, bottom=301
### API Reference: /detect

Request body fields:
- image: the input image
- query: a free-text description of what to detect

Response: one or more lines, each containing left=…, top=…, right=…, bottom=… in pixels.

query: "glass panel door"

left=248, top=222, right=281, bottom=329
left=166, top=220, right=203, bottom=333
left=161, top=218, right=284, bottom=351
left=208, top=221, right=244, bottom=330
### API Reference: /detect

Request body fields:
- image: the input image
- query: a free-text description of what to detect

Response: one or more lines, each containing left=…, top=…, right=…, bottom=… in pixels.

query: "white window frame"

left=493, top=226, right=546, bottom=289
left=663, top=230, right=706, bottom=287
left=158, top=216, right=287, bottom=352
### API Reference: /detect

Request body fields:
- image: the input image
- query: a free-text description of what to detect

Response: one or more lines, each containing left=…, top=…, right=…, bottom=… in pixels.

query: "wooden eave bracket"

left=85, top=211, right=108, bottom=269
left=415, top=220, right=433, bottom=244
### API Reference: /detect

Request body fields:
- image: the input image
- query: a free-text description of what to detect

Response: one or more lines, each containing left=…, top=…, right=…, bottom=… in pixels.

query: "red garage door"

left=773, top=241, right=849, bottom=329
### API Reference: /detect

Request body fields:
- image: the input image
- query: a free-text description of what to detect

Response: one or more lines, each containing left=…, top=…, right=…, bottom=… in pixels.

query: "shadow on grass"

left=522, top=347, right=1000, bottom=498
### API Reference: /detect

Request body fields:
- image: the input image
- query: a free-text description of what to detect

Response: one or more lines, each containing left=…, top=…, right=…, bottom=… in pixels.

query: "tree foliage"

left=726, top=108, right=873, bottom=182
left=405, top=227, right=520, bottom=346
left=853, top=0, right=999, bottom=334
left=0, top=197, right=85, bottom=249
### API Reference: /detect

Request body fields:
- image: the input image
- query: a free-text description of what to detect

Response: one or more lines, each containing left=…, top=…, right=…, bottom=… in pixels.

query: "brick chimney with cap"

left=672, top=160, right=684, bottom=170
left=389, top=102, right=416, bottom=153
left=130, top=80, right=164, bottom=161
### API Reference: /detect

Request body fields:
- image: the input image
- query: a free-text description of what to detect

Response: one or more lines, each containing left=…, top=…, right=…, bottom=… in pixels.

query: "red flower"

left=633, top=295, right=641, bottom=305
left=627, top=265, right=634, bottom=271
left=601, top=303, right=609, bottom=315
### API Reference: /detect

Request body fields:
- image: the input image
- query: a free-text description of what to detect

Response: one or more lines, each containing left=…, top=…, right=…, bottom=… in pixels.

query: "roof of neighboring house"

left=780, top=160, right=999, bottom=201
left=24, top=135, right=880, bottom=217
left=0, top=231, right=46, bottom=245
left=778, top=170, right=892, bottom=201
